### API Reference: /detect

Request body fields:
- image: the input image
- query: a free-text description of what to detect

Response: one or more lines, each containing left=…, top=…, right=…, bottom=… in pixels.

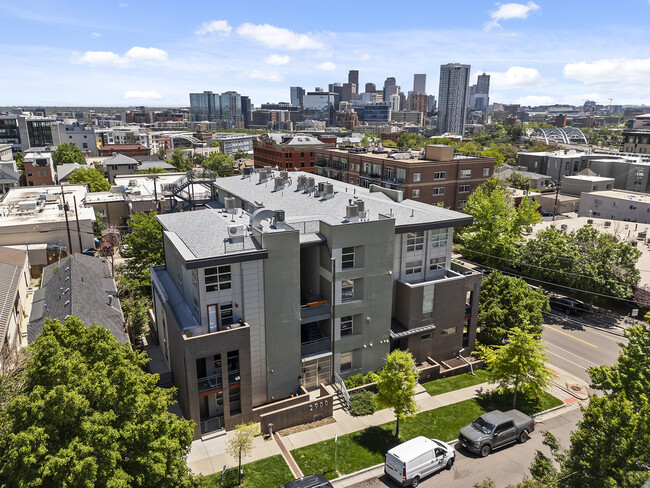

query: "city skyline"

left=1, top=1, right=649, bottom=107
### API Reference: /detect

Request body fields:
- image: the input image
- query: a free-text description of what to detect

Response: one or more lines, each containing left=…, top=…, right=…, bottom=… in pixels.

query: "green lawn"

left=422, top=370, right=491, bottom=396
left=291, top=390, right=562, bottom=480
left=197, top=455, right=293, bottom=488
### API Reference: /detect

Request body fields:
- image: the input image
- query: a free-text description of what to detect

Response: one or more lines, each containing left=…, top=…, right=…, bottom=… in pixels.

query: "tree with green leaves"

left=483, top=325, right=552, bottom=408
left=520, top=226, right=640, bottom=302
left=0, top=316, right=196, bottom=487
left=507, top=171, right=531, bottom=190
left=477, top=271, right=549, bottom=346
left=117, top=212, right=164, bottom=298
left=396, top=133, right=427, bottom=149
left=201, top=152, right=235, bottom=177
left=382, top=140, right=397, bottom=147
left=233, top=149, right=250, bottom=161
left=93, top=210, right=104, bottom=238
left=14, top=151, right=24, bottom=172
left=136, top=166, right=169, bottom=174
left=121, top=296, right=150, bottom=346
left=376, top=350, right=419, bottom=438
left=69, top=166, right=111, bottom=192
left=52, top=142, right=86, bottom=166
left=226, top=422, right=259, bottom=486
left=169, top=148, right=193, bottom=172
left=155, top=146, right=168, bottom=160
left=460, top=177, right=541, bottom=268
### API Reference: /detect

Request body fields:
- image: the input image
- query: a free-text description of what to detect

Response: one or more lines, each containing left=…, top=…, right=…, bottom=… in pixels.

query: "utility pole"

left=553, top=169, right=562, bottom=220
left=73, top=195, right=83, bottom=252
left=60, top=185, right=73, bottom=254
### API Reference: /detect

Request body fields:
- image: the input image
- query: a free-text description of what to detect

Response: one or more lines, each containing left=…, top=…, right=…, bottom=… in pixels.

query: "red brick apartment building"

left=253, top=134, right=333, bottom=173
left=314, top=145, right=494, bottom=210
left=97, top=144, right=150, bottom=158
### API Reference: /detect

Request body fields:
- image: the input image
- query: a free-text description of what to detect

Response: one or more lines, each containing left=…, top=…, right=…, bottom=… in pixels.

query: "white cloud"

left=124, top=90, right=163, bottom=100
left=74, top=51, right=130, bottom=68
left=246, top=70, right=283, bottom=82
left=124, top=46, right=168, bottom=62
left=74, top=46, right=168, bottom=68
left=316, top=61, right=336, bottom=71
left=515, top=95, right=555, bottom=106
left=194, top=20, right=232, bottom=37
left=488, top=66, right=544, bottom=89
left=563, top=57, right=650, bottom=84
left=484, top=1, right=540, bottom=30
left=92, top=32, right=100, bottom=38
left=264, top=54, right=290, bottom=65
left=237, top=23, right=323, bottom=50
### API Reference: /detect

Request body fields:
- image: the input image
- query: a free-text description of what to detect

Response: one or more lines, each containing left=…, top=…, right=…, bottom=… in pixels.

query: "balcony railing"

left=360, top=172, right=381, bottom=179
left=201, top=415, right=224, bottom=434
left=197, top=374, right=222, bottom=393
left=301, top=337, right=331, bottom=357
left=228, top=370, right=240, bottom=385
left=300, top=301, right=331, bottom=323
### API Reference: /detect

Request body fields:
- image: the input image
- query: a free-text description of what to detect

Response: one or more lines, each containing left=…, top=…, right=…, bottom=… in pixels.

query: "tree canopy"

left=233, top=149, right=250, bottom=161
left=69, top=166, right=111, bottom=192
left=460, top=177, right=541, bottom=267
left=396, top=133, right=428, bottom=149
left=483, top=325, right=553, bottom=408
left=169, top=148, right=193, bottom=172
left=15, top=152, right=24, bottom=172
left=477, top=271, right=549, bottom=346
left=200, top=152, right=235, bottom=177
left=376, top=350, right=419, bottom=438
left=520, top=226, right=641, bottom=302
left=0, top=316, right=196, bottom=488
left=136, top=167, right=169, bottom=174
left=52, top=142, right=86, bottom=166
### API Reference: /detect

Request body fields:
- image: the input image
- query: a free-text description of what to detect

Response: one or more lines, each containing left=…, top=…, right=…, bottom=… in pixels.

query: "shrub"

left=349, top=390, right=377, bottom=416
left=344, top=373, right=365, bottom=389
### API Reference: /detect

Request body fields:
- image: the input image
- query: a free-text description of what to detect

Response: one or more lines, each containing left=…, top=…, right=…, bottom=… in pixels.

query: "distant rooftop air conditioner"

left=227, top=224, right=245, bottom=238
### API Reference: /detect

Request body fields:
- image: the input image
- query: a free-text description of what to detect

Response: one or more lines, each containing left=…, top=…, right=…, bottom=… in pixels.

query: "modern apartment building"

left=190, top=91, right=246, bottom=128
left=438, top=63, right=471, bottom=135
left=253, top=133, right=327, bottom=173
left=413, top=74, right=426, bottom=95
left=23, top=149, right=55, bottom=186
left=622, top=129, right=650, bottom=154
left=17, top=116, right=61, bottom=151
left=150, top=170, right=481, bottom=438
left=314, top=145, right=494, bottom=211
left=290, top=86, right=305, bottom=107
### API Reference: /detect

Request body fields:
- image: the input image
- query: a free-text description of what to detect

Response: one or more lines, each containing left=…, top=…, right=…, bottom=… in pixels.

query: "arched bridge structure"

left=532, top=127, right=588, bottom=145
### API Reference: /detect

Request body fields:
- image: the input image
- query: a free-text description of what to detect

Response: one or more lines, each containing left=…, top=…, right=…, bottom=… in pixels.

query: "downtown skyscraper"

left=437, top=63, right=471, bottom=135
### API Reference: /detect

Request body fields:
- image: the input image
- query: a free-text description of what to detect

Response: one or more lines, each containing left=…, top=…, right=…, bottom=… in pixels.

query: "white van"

left=384, top=436, right=455, bottom=487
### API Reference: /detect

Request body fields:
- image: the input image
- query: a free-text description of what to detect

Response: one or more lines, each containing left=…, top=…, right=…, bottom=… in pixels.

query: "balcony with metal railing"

left=197, top=374, right=222, bottom=393
left=301, top=337, right=331, bottom=357
left=300, top=300, right=331, bottom=324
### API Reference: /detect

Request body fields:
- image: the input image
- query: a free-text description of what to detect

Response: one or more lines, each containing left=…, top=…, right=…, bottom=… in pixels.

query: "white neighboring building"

left=579, top=190, right=650, bottom=223
left=561, top=175, right=614, bottom=197
left=209, top=133, right=254, bottom=156
left=57, top=122, right=97, bottom=155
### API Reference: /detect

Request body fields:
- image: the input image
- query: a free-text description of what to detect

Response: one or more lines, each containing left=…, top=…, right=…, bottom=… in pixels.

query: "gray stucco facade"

left=150, top=170, right=480, bottom=438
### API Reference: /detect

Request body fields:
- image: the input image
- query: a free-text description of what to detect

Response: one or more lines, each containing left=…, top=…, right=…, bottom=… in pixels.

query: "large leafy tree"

left=478, top=271, right=549, bottom=346
left=15, top=152, right=24, bottom=172
left=169, top=148, right=193, bottom=172
left=520, top=226, right=640, bottom=302
left=396, top=133, right=427, bottom=149
left=0, top=316, right=196, bottom=488
left=52, top=142, right=86, bottom=166
left=69, top=166, right=111, bottom=192
left=461, top=177, right=541, bottom=267
left=117, top=212, right=164, bottom=298
left=376, top=350, right=419, bottom=438
left=201, top=152, right=235, bottom=177
left=483, top=325, right=553, bottom=408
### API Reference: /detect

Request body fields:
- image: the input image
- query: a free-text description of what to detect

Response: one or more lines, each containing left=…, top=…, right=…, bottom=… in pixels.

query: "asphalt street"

left=351, top=406, right=583, bottom=488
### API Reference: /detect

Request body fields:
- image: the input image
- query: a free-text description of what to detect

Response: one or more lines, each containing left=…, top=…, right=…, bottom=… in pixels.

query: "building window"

left=412, top=189, right=420, bottom=198
left=396, top=168, right=406, bottom=182
left=460, top=169, right=471, bottom=178
left=406, top=231, right=424, bottom=252
left=340, top=316, right=353, bottom=336
left=421, top=333, right=432, bottom=341
left=340, top=352, right=352, bottom=371
left=434, top=171, right=446, bottom=180
left=221, top=302, right=234, bottom=327
left=342, top=247, right=355, bottom=269
left=341, top=279, right=354, bottom=302
left=441, top=327, right=456, bottom=336
left=458, top=200, right=467, bottom=209
left=413, top=173, right=421, bottom=182
left=429, top=257, right=445, bottom=270
left=422, top=285, right=434, bottom=318
left=229, top=385, right=241, bottom=415
left=432, top=187, right=445, bottom=195
left=483, top=168, right=490, bottom=177
left=207, top=304, right=218, bottom=333
left=205, top=265, right=231, bottom=292
left=459, top=185, right=470, bottom=193
left=405, top=260, right=422, bottom=275
left=431, top=229, right=447, bottom=248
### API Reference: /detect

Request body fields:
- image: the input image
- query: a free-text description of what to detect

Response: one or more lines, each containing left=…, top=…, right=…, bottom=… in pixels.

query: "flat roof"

left=320, top=146, right=486, bottom=163
left=564, top=175, right=614, bottom=182
left=585, top=189, right=650, bottom=200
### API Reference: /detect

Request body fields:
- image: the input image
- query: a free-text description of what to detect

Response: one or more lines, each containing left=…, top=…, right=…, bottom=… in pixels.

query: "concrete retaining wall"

left=258, top=384, right=333, bottom=435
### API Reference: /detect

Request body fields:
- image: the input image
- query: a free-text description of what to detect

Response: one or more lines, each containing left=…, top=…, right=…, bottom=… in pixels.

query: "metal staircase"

left=168, top=170, right=217, bottom=212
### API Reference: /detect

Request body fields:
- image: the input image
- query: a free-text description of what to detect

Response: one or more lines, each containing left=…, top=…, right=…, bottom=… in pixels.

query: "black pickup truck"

left=458, top=409, right=535, bottom=457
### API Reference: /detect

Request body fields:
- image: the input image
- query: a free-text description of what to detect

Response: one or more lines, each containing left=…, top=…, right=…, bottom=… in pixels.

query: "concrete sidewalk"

left=186, top=364, right=589, bottom=477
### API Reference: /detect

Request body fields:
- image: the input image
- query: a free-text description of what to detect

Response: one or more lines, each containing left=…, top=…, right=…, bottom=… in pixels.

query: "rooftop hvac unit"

left=227, top=224, right=245, bottom=238
left=307, top=177, right=315, bottom=188
left=323, top=183, right=334, bottom=198
left=274, top=177, right=284, bottom=190
left=274, top=210, right=285, bottom=223
left=317, top=182, right=325, bottom=193
left=224, top=197, right=236, bottom=212
left=259, top=171, right=268, bottom=183
left=280, top=170, right=289, bottom=180
left=346, top=204, right=359, bottom=219
left=243, top=167, right=253, bottom=176
left=297, top=175, right=307, bottom=188
left=354, top=199, right=365, bottom=212
left=129, top=180, right=137, bottom=186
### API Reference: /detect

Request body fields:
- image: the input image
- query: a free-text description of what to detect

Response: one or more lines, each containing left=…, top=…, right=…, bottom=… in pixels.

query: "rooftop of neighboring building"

left=102, top=153, right=139, bottom=166
left=136, top=161, right=175, bottom=171
left=258, top=133, right=325, bottom=147
left=319, top=145, right=486, bottom=163
left=564, top=174, right=614, bottom=182
left=113, top=172, right=186, bottom=198
left=582, top=189, right=650, bottom=201
left=28, top=253, right=128, bottom=344
left=56, top=162, right=84, bottom=181
left=99, top=144, right=148, bottom=151
left=157, top=170, right=472, bottom=262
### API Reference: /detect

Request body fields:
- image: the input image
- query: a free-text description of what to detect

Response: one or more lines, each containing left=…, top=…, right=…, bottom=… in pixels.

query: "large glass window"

left=341, top=280, right=354, bottom=302
left=460, top=169, right=472, bottom=178
left=413, top=173, right=421, bottom=182
left=412, top=189, right=420, bottom=198
left=432, top=187, right=445, bottom=195
left=220, top=302, right=233, bottom=327
left=429, top=257, right=445, bottom=270
left=227, top=351, right=240, bottom=385
left=205, top=265, right=231, bottom=292
left=422, top=285, right=434, bottom=318
left=431, top=229, right=448, bottom=248
left=459, top=185, right=470, bottom=193
left=340, top=316, right=353, bottom=336
left=396, top=168, right=406, bottom=182
left=340, top=352, right=353, bottom=371
left=406, top=231, right=424, bottom=251
left=405, top=260, right=422, bottom=275
left=434, top=171, right=446, bottom=180
left=342, top=247, right=355, bottom=269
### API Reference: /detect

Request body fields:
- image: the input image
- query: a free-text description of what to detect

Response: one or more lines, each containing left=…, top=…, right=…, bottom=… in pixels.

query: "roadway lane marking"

left=545, top=342, right=600, bottom=367
left=547, top=350, right=594, bottom=370
left=543, top=324, right=598, bottom=348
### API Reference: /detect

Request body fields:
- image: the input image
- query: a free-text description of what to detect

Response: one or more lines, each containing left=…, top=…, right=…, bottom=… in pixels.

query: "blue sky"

left=1, top=0, right=649, bottom=107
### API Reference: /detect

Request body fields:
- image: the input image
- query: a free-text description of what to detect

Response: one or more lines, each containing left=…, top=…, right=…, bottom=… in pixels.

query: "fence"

left=334, top=372, right=350, bottom=409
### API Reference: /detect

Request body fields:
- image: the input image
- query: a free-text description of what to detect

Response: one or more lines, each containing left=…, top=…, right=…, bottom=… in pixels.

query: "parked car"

left=549, top=296, right=586, bottom=315
left=385, top=436, right=454, bottom=487
left=280, top=474, right=332, bottom=488
left=458, top=410, right=535, bottom=457
left=540, top=210, right=554, bottom=217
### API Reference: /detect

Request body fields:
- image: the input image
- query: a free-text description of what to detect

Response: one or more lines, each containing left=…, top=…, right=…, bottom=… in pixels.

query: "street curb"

left=532, top=402, right=569, bottom=418
left=330, top=463, right=383, bottom=486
